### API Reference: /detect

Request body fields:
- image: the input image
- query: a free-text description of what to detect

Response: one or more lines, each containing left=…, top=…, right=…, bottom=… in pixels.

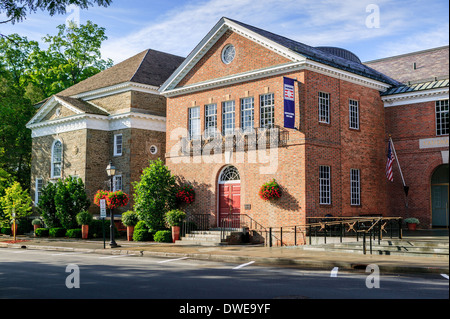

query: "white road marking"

left=98, top=254, right=136, bottom=259
left=330, top=267, right=339, bottom=277
left=441, top=274, right=449, bottom=280
left=233, top=261, right=255, bottom=269
left=157, top=257, right=189, bottom=264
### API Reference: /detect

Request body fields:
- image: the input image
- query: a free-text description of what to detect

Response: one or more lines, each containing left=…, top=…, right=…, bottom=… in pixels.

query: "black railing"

left=219, top=213, right=269, bottom=243
left=181, top=214, right=210, bottom=237
left=264, top=217, right=403, bottom=254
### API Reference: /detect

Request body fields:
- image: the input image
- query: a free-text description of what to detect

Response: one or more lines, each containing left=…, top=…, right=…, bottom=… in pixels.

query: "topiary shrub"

left=154, top=230, right=172, bottom=243
left=35, top=228, right=49, bottom=237
left=121, top=210, right=139, bottom=227
left=49, top=227, right=66, bottom=237
left=66, top=229, right=82, bottom=238
left=76, top=211, right=93, bottom=226
left=165, top=209, right=186, bottom=227
left=132, top=220, right=151, bottom=241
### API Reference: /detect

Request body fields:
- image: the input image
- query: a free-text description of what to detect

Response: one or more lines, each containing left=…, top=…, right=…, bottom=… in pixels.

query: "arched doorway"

left=431, top=164, right=449, bottom=227
left=218, top=166, right=241, bottom=228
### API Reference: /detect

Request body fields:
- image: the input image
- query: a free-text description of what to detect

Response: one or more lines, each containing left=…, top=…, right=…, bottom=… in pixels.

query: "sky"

left=1, top=0, right=449, bottom=65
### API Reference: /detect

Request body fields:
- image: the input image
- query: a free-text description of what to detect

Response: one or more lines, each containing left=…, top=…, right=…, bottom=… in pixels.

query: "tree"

left=133, top=159, right=177, bottom=230
left=0, top=168, right=15, bottom=224
left=0, top=0, right=112, bottom=26
left=54, top=176, right=90, bottom=229
left=0, top=181, right=32, bottom=222
left=37, top=181, right=60, bottom=228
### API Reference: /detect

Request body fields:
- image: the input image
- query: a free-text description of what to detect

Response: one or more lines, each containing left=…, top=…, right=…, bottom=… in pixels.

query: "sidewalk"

left=1, top=231, right=448, bottom=275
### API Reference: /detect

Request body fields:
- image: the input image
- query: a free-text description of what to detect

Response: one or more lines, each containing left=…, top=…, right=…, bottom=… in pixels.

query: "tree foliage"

left=54, top=176, right=90, bottom=229
left=37, top=181, right=60, bottom=228
left=0, top=181, right=32, bottom=222
left=0, top=0, right=112, bottom=25
left=133, top=159, right=177, bottom=230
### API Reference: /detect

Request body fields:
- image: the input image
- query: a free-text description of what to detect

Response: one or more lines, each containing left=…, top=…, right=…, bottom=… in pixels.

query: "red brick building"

left=160, top=17, right=435, bottom=234
left=366, top=46, right=449, bottom=228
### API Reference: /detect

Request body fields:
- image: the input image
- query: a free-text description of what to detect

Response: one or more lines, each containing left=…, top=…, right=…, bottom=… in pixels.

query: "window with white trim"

left=260, top=93, right=274, bottom=128
left=436, top=99, right=449, bottom=136
left=319, top=165, right=331, bottom=205
left=318, top=92, right=330, bottom=124
left=35, top=178, right=43, bottom=204
left=350, top=169, right=361, bottom=206
left=188, top=107, right=201, bottom=140
left=113, top=175, right=122, bottom=191
left=204, top=104, right=217, bottom=138
left=222, top=101, right=235, bottom=135
left=349, top=99, right=359, bottom=130
left=114, top=134, right=123, bottom=156
left=241, top=97, right=254, bottom=132
left=51, top=140, right=62, bottom=178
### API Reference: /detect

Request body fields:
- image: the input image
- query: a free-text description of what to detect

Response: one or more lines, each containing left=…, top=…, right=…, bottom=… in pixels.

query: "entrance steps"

left=296, top=238, right=449, bottom=257
left=175, top=230, right=244, bottom=246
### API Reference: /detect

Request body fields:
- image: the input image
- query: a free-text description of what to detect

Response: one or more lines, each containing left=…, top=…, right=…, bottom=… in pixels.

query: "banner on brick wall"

left=283, top=77, right=295, bottom=129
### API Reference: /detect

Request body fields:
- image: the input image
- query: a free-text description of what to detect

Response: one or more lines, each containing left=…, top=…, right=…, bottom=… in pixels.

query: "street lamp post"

left=106, top=160, right=118, bottom=248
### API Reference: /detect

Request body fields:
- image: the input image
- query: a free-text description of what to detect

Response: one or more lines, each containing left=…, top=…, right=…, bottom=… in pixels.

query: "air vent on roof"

left=316, top=46, right=362, bottom=64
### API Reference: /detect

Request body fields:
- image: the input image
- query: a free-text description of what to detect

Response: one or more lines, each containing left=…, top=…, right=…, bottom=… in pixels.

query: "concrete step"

left=298, top=240, right=449, bottom=257
left=176, top=230, right=244, bottom=246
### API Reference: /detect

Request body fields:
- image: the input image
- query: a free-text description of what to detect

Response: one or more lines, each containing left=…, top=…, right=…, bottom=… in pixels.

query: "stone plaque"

left=419, top=137, right=449, bottom=149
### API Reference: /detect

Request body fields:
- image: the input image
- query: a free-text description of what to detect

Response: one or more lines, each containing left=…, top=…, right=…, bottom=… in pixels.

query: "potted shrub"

left=32, top=218, right=42, bottom=235
left=404, top=217, right=420, bottom=231
left=121, top=211, right=139, bottom=241
left=165, top=209, right=186, bottom=243
left=76, top=211, right=93, bottom=239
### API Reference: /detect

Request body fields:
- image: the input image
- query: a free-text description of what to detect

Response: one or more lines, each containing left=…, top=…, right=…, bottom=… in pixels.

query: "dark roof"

left=226, top=18, right=402, bottom=86
left=381, top=78, right=449, bottom=96
left=57, top=49, right=185, bottom=97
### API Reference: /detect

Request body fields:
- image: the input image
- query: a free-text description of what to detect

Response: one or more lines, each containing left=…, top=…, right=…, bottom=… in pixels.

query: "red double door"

left=219, top=183, right=240, bottom=228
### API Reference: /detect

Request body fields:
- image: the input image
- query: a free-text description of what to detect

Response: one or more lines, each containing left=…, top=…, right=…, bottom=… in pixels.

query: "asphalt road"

left=0, top=247, right=448, bottom=301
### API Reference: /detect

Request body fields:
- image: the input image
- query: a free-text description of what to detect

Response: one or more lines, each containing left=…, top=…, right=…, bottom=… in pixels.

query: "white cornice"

left=161, top=59, right=391, bottom=97
left=382, top=87, right=449, bottom=107
left=27, top=112, right=166, bottom=138
left=73, top=81, right=160, bottom=101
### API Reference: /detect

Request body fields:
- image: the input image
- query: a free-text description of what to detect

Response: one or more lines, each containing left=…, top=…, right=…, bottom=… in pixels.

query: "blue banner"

left=283, top=77, right=295, bottom=129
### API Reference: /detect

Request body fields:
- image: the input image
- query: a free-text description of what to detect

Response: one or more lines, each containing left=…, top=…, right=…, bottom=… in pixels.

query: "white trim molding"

left=382, top=87, right=449, bottom=107
left=72, top=81, right=160, bottom=101
left=27, top=112, right=166, bottom=138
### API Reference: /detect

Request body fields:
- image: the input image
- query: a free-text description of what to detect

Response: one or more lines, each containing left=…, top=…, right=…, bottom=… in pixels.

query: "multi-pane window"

left=350, top=169, right=361, bottom=206
left=349, top=99, right=359, bottom=130
left=319, top=165, right=331, bottom=205
left=204, top=104, right=217, bottom=138
left=188, top=106, right=201, bottom=139
left=436, top=99, right=449, bottom=136
left=260, top=93, right=274, bottom=128
left=51, top=140, right=62, bottom=178
left=318, top=92, right=330, bottom=124
left=222, top=101, right=235, bottom=135
left=35, top=178, right=43, bottom=204
left=114, top=134, right=123, bottom=156
left=241, top=97, right=254, bottom=132
left=113, top=175, right=122, bottom=191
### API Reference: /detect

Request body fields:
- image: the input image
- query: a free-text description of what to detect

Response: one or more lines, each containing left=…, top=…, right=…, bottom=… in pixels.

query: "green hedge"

left=35, top=228, right=49, bottom=237
left=89, top=219, right=119, bottom=239
left=66, top=229, right=82, bottom=238
left=1, top=227, right=11, bottom=235
left=132, top=220, right=152, bottom=241
left=154, top=230, right=172, bottom=243
left=49, top=227, right=66, bottom=237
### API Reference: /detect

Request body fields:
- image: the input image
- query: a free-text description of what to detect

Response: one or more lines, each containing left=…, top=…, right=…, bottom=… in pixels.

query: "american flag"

left=386, top=139, right=394, bottom=182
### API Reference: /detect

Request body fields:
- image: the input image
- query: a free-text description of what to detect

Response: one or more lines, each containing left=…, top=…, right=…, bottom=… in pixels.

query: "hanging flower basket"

left=107, top=190, right=129, bottom=208
left=94, top=189, right=129, bottom=208
left=259, top=179, right=282, bottom=201
left=176, top=184, right=195, bottom=204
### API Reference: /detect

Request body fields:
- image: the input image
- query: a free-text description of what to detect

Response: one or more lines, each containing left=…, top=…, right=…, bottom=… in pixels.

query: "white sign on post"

left=100, top=199, right=107, bottom=219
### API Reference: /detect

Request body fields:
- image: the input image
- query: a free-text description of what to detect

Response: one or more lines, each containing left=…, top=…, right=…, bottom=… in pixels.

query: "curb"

left=1, top=242, right=448, bottom=275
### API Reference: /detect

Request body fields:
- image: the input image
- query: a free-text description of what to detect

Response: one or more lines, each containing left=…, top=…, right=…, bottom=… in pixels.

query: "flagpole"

left=389, top=136, right=406, bottom=187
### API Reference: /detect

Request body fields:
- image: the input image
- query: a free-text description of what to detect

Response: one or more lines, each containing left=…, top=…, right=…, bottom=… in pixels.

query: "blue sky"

left=1, top=0, right=448, bottom=65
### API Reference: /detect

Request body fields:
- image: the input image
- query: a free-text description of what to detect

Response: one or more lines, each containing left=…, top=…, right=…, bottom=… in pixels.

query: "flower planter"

left=127, top=226, right=135, bottom=241
left=407, top=223, right=417, bottom=231
left=33, top=224, right=41, bottom=236
left=81, top=224, right=89, bottom=239
left=172, top=225, right=181, bottom=243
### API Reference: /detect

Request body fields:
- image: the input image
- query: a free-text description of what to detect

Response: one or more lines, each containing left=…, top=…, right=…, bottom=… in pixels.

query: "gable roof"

left=160, top=17, right=401, bottom=94
left=57, top=49, right=185, bottom=97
